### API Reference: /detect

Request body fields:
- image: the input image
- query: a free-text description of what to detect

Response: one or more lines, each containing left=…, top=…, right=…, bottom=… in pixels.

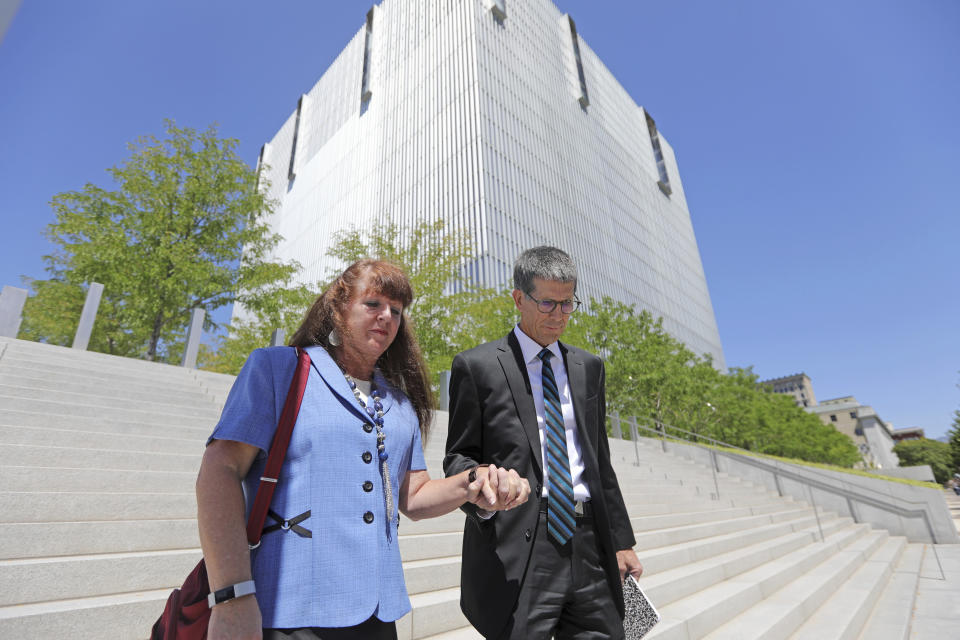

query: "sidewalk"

left=912, top=543, right=960, bottom=638
left=910, top=491, right=960, bottom=638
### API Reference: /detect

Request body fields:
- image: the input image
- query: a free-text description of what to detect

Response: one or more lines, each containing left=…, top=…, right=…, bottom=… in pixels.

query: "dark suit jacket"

left=443, top=331, right=636, bottom=638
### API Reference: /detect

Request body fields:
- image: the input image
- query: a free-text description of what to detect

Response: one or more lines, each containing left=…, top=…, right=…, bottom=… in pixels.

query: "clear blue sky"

left=1, top=1, right=957, bottom=439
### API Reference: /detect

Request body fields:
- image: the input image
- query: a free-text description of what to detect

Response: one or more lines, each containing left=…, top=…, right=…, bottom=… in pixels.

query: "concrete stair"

left=0, top=337, right=925, bottom=639
left=944, top=488, right=960, bottom=535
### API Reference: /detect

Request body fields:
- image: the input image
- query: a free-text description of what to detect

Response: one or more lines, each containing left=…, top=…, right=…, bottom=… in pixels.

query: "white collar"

left=513, top=325, right=561, bottom=366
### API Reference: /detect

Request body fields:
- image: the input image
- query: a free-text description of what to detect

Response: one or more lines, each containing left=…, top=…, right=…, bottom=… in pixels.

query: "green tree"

left=569, top=296, right=703, bottom=431
left=200, top=279, right=318, bottom=374
left=18, top=277, right=147, bottom=355
left=18, top=278, right=86, bottom=347
left=20, top=121, right=297, bottom=361
left=199, top=216, right=860, bottom=467
left=892, top=438, right=955, bottom=484
left=566, top=296, right=860, bottom=466
left=208, top=219, right=515, bottom=382
left=325, top=220, right=513, bottom=386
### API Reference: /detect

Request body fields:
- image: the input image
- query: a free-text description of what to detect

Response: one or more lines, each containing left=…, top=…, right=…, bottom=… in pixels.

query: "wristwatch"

left=468, top=463, right=490, bottom=483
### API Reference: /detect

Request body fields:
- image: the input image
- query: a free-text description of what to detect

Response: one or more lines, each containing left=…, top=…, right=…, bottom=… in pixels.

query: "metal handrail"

left=619, top=418, right=948, bottom=579
left=615, top=416, right=950, bottom=543
left=628, top=414, right=947, bottom=580
left=636, top=420, right=933, bottom=506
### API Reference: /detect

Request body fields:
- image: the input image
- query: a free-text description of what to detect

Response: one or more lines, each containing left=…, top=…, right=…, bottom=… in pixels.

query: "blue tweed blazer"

left=208, top=345, right=426, bottom=628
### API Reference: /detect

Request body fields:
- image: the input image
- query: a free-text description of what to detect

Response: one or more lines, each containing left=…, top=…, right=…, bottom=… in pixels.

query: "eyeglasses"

left=526, top=293, right=582, bottom=314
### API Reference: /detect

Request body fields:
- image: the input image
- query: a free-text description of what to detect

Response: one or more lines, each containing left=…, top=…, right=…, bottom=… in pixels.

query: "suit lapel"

left=304, top=345, right=391, bottom=422
left=562, top=343, right=594, bottom=450
left=498, top=333, right=543, bottom=476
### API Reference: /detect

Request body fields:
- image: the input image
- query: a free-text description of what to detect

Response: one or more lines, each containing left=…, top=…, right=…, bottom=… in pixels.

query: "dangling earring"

left=328, top=329, right=341, bottom=347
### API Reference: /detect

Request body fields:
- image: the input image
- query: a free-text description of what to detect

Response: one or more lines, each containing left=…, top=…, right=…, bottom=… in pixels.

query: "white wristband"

left=207, top=580, right=256, bottom=608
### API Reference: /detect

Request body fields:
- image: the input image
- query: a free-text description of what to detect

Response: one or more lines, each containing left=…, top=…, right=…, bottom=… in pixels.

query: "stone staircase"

left=944, top=488, right=960, bottom=534
left=0, top=337, right=929, bottom=639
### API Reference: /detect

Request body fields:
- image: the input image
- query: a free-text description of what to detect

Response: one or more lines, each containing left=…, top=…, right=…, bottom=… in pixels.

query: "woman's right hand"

left=208, top=594, right=262, bottom=640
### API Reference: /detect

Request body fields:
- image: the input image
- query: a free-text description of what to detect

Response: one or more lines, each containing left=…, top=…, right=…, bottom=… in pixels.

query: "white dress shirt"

left=513, top=326, right=591, bottom=501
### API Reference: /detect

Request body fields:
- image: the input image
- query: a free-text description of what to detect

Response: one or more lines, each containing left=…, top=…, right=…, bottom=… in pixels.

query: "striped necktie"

left=539, top=348, right=575, bottom=546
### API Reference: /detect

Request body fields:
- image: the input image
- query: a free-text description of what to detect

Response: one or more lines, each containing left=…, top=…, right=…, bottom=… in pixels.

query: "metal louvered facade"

left=251, top=0, right=725, bottom=367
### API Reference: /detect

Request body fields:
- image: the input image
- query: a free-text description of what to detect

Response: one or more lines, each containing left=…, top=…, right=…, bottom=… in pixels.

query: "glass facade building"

left=252, top=0, right=725, bottom=366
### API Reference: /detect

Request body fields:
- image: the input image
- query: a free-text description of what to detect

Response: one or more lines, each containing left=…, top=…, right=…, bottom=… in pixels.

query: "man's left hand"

left=616, top=549, right=643, bottom=582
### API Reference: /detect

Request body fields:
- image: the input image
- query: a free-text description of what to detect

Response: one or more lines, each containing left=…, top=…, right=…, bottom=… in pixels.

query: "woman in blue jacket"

left=196, top=259, right=530, bottom=639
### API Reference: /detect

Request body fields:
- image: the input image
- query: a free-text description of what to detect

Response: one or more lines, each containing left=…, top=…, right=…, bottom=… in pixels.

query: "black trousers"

left=496, top=508, right=624, bottom=640
left=264, top=616, right=397, bottom=640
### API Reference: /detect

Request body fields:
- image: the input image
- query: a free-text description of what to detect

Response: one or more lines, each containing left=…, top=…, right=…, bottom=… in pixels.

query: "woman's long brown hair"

left=289, top=259, right=434, bottom=439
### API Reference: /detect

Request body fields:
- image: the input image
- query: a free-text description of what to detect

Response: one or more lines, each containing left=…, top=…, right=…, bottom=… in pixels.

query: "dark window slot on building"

left=491, top=0, right=506, bottom=21
left=645, top=112, right=672, bottom=196
left=256, top=143, right=268, bottom=191
left=567, top=16, right=589, bottom=108
left=361, top=8, right=374, bottom=104
left=288, top=96, right=304, bottom=181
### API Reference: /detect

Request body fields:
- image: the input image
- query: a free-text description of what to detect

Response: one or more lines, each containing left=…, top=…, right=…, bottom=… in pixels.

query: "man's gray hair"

left=513, top=246, right=578, bottom=294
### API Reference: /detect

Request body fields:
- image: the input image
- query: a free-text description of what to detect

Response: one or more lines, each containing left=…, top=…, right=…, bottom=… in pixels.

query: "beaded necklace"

left=344, top=373, right=394, bottom=530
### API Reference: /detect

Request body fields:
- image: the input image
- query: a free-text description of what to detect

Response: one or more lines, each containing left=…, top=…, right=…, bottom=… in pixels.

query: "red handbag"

left=151, top=348, right=312, bottom=640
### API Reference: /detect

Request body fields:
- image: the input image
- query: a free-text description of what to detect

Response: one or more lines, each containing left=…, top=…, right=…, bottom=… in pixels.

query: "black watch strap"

left=467, top=463, right=491, bottom=484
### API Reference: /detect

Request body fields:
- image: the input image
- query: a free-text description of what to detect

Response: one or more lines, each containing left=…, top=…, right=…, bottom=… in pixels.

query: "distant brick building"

left=890, top=427, right=925, bottom=442
left=762, top=373, right=905, bottom=469
left=808, top=396, right=899, bottom=469
left=761, top=373, right=816, bottom=408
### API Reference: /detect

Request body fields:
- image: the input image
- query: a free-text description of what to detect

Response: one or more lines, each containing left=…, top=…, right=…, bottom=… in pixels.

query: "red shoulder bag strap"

left=245, top=347, right=312, bottom=548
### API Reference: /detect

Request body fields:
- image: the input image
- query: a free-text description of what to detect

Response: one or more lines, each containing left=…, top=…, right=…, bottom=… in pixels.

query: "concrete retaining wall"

left=651, top=437, right=959, bottom=544
left=868, top=465, right=936, bottom=483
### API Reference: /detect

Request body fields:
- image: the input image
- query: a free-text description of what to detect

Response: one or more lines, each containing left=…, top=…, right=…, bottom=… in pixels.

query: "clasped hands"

left=465, top=464, right=530, bottom=511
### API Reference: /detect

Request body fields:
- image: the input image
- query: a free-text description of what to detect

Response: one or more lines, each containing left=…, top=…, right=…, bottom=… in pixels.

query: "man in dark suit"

left=444, top=246, right=642, bottom=639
